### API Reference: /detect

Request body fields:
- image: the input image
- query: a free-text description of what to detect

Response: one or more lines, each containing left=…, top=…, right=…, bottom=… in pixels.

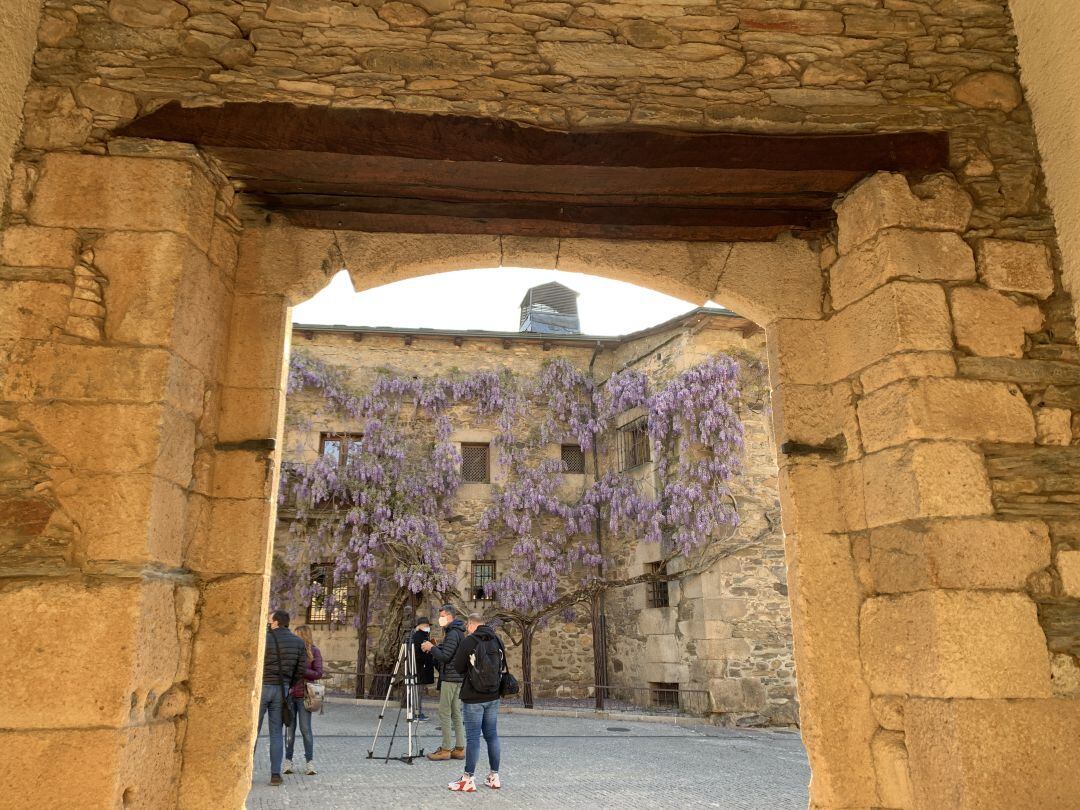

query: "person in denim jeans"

left=284, top=624, right=323, bottom=776
left=447, top=613, right=503, bottom=792
left=257, top=610, right=306, bottom=786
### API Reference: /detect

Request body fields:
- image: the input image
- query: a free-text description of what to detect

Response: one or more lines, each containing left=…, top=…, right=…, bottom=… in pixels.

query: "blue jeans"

left=462, top=699, right=501, bottom=777
left=257, top=682, right=287, bottom=775
left=286, top=695, right=314, bottom=762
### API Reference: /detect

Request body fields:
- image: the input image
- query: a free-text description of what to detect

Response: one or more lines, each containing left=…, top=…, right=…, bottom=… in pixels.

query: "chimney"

left=519, top=282, right=581, bottom=334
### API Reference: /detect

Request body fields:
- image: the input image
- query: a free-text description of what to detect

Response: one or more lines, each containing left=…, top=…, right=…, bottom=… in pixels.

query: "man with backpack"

left=447, top=612, right=505, bottom=792
left=421, top=604, right=467, bottom=760
left=258, top=609, right=307, bottom=786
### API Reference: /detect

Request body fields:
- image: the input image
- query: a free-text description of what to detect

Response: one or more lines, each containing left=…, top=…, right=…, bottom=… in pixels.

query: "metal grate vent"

left=561, top=443, right=585, bottom=473
left=461, top=443, right=490, bottom=483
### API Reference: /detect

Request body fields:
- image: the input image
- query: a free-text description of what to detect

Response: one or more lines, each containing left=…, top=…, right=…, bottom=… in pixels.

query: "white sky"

left=292, top=267, right=716, bottom=336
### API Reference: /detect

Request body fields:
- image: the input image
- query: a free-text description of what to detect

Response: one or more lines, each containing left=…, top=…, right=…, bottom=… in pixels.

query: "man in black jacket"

left=447, top=613, right=504, bottom=792
left=258, top=609, right=307, bottom=785
left=421, top=604, right=466, bottom=760
left=411, top=616, right=435, bottom=721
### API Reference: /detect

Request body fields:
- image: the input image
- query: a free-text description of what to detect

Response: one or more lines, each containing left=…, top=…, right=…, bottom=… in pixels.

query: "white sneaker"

left=305, top=761, right=317, bottom=775
left=485, top=772, right=501, bottom=790
left=448, top=775, right=476, bottom=792
left=282, top=759, right=294, bottom=774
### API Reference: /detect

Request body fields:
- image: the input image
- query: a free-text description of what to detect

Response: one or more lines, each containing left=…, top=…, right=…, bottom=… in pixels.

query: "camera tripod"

left=366, top=630, right=425, bottom=764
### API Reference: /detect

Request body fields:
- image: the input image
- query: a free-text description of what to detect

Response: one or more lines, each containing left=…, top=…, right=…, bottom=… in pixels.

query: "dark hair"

left=415, top=616, right=432, bottom=627
left=439, top=604, right=456, bottom=617
left=272, top=609, right=290, bottom=628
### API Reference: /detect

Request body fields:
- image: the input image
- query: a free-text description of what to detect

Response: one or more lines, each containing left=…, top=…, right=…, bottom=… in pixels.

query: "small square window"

left=620, top=418, right=650, bottom=470
left=650, top=682, right=680, bottom=709
left=645, top=561, right=669, bottom=609
left=561, top=443, right=585, bottom=474
left=461, top=443, right=490, bottom=483
left=320, top=432, right=363, bottom=468
left=471, top=560, right=496, bottom=601
left=307, top=563, right=357, bottom=625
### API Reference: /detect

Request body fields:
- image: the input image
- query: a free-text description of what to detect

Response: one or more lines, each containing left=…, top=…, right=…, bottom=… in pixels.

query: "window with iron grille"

left=650, top=682, right=680, bottom=709
left=306, top=562, right=357, bottom=625
left=461, top=443, right=490, bottom=483
left=471, top=560, right=496, bottom=601
left=645, top=561, right=669, bottom=608
left=561, top=443, right=585, bottom=474
left=320, top=432, right=364, bottom=467
left=620, top=418, right=651, bottom=470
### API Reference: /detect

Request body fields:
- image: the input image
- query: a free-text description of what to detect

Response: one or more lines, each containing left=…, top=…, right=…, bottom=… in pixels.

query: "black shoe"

left=417, top=713, right=429, bottom=721
left=270, top=774, right=283, bottom=786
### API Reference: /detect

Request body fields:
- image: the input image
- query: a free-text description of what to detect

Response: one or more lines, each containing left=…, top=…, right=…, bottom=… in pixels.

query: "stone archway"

left=3, top=149, right=1078, bottom=809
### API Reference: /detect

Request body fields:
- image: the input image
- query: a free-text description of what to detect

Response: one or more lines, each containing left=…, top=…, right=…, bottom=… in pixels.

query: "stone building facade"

left=4, top=1, right=1080, bottom=809
left=276, top=304, right=796, bottom=726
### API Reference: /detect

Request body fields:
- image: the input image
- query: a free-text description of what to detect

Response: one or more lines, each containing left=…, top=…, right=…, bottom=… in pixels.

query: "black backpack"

left=468, top=636, right=504, bottom=694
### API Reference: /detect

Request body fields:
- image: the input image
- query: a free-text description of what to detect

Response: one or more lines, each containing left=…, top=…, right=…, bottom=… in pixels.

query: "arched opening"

left=256, top=257, right=805, bottom=803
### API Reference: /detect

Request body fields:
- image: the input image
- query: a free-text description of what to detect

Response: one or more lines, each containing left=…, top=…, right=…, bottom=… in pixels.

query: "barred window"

left=561, top=443, right=585, bottom=474
left=461, top=443, right=490, bottom=483
left=645, top=561, right=669, bottom=609
left=650, top=682, right=680, bottom=709
left=620, top=418, right=651, bottom=470
left=307, top=563, right=357, bottom=625
left=471, top=560, right=496, bottom=601
left=320, top=432, right=364, bottom=467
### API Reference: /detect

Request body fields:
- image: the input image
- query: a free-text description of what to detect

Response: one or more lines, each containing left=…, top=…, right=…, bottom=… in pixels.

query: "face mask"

left=438, top=615, right=449, bottom=627
left=419, top=626, right=430, bottom=634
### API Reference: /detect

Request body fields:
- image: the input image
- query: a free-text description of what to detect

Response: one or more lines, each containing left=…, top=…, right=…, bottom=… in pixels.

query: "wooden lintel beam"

left=275, top=208, right=825, bottom=242
left=119, top=102, right=949, bottom=174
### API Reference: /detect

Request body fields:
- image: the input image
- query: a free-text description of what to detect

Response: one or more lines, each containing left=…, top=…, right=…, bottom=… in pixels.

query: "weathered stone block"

left=0, top=225, right=79, bottom=268
left=95, top=231, right=229, bottom=375
left=950, top=285, right=1043, bottom=358
left=905, top=699, right=1080, bottom=809
left=1035, top=407, right=1072, bottom=446
left=860, top=591, right=1052, bottom=698
left=644, top=662, right=689, bottom=683
left=861, top=442, right=993, bottom=528
left=784, top=531, right=880, bottom=807
left=858, top=378, right=1034, bottom=451
left=20, top=402, right=196, bottom=487
left=537, top=42, right=744, bottom=79
left=0, top=343, right=205, bottom=419
left=871, top=730, right=915, bottom=810
left=830, top=229, right=975, bottom=310
left=645, top=634, right=681, bottom=663
left=859, top=351, right=957, bottom=393
left=1, top=578, right=180, bottom=728
left=770, top=282, right=953, bottom=385
left=210, top=448, right=276, bottom=501
left=500, top=236, right=559, bottom=269
left=217, top=386, right=285, bottom=444
left=772, top=380, right=860, bottom=459
left=187, top=497, right=273, bottom=575
left=0, top=723, right=179, bottom=810
left=836, top=173, right=973, bottom=255
left=638, top=606, right=677, bottom=636
left=709, top=678, right=767, bottom=712
left=30, top=154, right=215, bottom=250
left=0, top=279, right=71, bottom=340
left=950, top=70, right=1024, bottom=111
left=56, top=473, right=188, bottom=566
left=179, top=575, right=266, bottom=810
left=223, top=294, right=290, bottom=390
left=108, top=0, right=189, bottom=27
left=1057, top=549, right=1080, bottom=598
left=866, top=518, right=1051, bottom=593
left=779, top=457, right=865, bottom=534
left=976, top=239, right=1055, bottom=299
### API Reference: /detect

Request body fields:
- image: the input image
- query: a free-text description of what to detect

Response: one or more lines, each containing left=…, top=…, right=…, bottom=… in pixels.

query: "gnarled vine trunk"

left=367, top=585, right=411, bottom=698
left=520, top=621, right=536, bottom=709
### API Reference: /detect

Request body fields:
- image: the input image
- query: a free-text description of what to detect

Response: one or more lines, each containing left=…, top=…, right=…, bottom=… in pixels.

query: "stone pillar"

left=0, top=151, right=242, bottom=808
left=769, top=171, right=1080, bottom=810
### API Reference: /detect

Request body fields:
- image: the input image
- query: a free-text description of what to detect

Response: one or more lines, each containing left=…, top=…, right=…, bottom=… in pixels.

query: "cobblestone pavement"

left=247, top=702, right=809, bottom=809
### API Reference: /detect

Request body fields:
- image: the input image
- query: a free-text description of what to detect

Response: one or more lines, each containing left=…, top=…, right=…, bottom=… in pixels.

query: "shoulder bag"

left=497, top=639, right=520, bottom=698
left=271, top=632, right=295, bottom=728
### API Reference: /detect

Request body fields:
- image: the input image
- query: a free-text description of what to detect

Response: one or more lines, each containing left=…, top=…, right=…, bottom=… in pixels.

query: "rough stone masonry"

left=2, top=2, right=1080, bottom=810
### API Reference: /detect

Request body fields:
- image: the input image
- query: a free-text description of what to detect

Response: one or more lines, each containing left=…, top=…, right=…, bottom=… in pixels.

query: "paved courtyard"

left=248, top=702, right=809, bottom=809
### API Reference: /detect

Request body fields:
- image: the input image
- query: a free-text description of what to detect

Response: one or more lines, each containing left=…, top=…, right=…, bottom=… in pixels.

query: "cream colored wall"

left=0, top=0, right=42, bottom=210
left=1010, top=0, right=1080, bottom=329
